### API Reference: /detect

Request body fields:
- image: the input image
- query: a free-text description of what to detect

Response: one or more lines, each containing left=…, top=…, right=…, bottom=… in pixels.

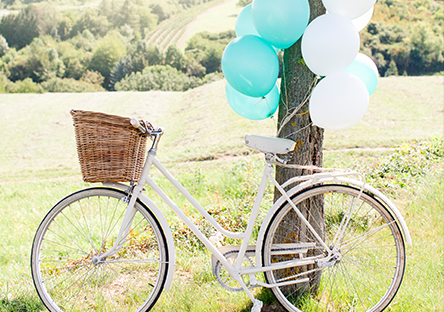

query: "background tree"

left=0, top=6, right=39, bottom=49
left=88, top=31, right=126, bottom=89
left=69, top=9, right=111, bottom=38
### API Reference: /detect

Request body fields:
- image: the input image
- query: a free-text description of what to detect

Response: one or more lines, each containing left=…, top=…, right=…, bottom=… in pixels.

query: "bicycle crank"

left=212, top=246, right=256, bottom=292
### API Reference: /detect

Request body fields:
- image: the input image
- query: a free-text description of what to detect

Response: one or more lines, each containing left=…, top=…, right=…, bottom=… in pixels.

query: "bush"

left=41, top=77, right=105, bottom=92
left=4, top=37, right=65, bottom=83
left=360, top=136, right=444, bottom=191
left=185, top=31, right=235, bottom=75
left=0, top=35, right=8, bottom=57
left=115, top=65, right=223, bottom=92
left=0, top=74, right=8, bottom=93
left=5, top=78, right=44, bottom=93
left=115, top=65, right=190, bottom=91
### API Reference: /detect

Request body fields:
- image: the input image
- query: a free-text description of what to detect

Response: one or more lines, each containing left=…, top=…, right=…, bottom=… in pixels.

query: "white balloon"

left=352, top=6, right=374, bottom=31
left=322, top=0, right=377, bottom=20
left=309, top=73, right=369, bottom=130
left=301, top=14, right=360, bottom=76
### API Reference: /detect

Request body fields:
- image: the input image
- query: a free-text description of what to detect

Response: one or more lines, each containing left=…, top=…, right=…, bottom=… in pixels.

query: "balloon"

left=309, top=73, right=369, bottom=130
left=343, top=53, right=379, bottom=95
left=235, top=4, right=260, bottom=37
left=252, top=0, right=310, bottom=50
left=221, top=35, right=279, bottom=98
left=351, top=6, right=374, bottom=31
left=236, top=4, right=279, bottom=52
left=322, top=0, right=377, bottom=20
left=301, top=14, right=360, bottom=76
left=226, top=82, right=280, bottom=120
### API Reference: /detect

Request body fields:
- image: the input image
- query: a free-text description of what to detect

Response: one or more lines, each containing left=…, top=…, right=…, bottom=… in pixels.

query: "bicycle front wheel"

left=31, top=187, right=169, bottom=312
left=262, top=184, right=405, bottom=312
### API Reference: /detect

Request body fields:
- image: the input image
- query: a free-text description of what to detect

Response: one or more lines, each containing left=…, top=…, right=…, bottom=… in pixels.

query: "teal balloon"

left=226, top=82, right=280, bottom=120
left=252, top=0, right=310, bottom=50
left=343, top=53, right=379, bottom=95
left=235, top=4, right=260, bottom=37
left=221, top=35, right=279, bottom=98
left=236, top=5, right=280, bottom=53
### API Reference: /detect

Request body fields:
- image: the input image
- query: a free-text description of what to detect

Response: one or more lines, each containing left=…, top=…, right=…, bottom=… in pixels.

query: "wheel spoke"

left=263, top=185, right=405, bottom=312
left=32, top=188, right=168, bottom=312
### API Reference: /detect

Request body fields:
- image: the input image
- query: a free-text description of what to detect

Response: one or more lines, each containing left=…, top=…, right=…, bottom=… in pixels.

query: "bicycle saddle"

left=245, top=135, right=296, bottom=154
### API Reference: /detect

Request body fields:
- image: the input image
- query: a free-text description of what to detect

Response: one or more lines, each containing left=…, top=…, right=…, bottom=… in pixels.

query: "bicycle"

left=31, top=110, right=411, bottom=312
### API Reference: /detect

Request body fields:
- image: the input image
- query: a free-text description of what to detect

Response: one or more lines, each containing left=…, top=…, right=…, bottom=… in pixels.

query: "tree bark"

left=275, top=0, right=326, bottom=192
left=275, top=0, right=326, bottom=294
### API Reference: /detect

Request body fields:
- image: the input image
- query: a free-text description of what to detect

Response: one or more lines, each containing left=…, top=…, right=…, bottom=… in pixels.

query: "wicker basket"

left=71, top=109, right=148, bottom=183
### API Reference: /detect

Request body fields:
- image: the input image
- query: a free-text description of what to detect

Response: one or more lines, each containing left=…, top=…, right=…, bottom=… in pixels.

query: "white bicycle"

left=31, top=110, right=411, bottom=312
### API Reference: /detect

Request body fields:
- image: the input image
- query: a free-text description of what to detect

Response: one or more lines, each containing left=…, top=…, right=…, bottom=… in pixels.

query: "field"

left=0, top=76, right=443, bottom=311
left=147, top=0, right=240, bottom=50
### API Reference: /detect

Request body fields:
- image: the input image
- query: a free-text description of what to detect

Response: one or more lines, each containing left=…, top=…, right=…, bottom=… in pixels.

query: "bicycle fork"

left=95, top=134, right=162, bottom=263
left=92, top=183, right=144, bottom=263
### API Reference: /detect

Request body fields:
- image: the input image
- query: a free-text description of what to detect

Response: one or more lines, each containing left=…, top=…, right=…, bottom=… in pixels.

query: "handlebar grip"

left=130, top=118, right=147, bottom=134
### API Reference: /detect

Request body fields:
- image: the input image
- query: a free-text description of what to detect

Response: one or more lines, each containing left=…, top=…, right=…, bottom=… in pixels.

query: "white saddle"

left=245, top=135, right=296, bottom=154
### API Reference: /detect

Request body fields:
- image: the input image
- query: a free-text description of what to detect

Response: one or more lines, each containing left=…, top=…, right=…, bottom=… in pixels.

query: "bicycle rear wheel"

left=262, top=184, right=405, bottom=312
left=31, top=187, right=168, bottom=312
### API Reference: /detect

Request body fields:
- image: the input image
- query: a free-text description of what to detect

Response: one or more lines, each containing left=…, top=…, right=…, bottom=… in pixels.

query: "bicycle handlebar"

left=130, top=118, right=147, bottom=134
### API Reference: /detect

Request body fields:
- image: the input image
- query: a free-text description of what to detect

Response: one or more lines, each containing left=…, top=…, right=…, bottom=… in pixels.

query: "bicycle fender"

left=255, top=177, right=411, bottom=267
left=103, top=182, right=176, bottom=291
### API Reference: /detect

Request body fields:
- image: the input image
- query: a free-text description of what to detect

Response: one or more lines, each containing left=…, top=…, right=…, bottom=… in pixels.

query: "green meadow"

left=0, top=76, right=442, bottom=311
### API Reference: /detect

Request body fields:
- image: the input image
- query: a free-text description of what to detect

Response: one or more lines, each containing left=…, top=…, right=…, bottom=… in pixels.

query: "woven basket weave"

left=71, top=109, right=148, bottom=183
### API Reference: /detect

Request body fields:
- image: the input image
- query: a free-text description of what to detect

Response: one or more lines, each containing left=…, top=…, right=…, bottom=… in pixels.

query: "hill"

left=0, top=76, right=442, bottom=182
left=0, top=75, right=442, bottom=312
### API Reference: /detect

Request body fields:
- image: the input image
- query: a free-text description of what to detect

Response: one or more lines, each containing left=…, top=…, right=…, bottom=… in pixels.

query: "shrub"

left=185, top=31, right=235, bottom=75
left=41, top=77, right=105, bottom=92
left=115, top=65, right=189, bottom=91
left=360, top=136, right=444, bottom=191
left=5, top=38, right=65, bottom=83
left=0, top=35, right=8, bottom=57
left=114, top=65, right=223, bottom=92
left=5, top=78, right=44, bottom=93
left=80, top=70, right=104, bottom=86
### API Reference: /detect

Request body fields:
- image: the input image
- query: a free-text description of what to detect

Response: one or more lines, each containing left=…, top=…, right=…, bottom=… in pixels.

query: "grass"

left=0, top=76, right=442, bottom=311
left=186, top=0, right=241, bottom=39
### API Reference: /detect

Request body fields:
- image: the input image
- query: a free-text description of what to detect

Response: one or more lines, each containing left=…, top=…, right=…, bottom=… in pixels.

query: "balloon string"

left=282, top=121, right=313, bottom=139
left=276, top=75, right=321, bottom=137
left=255, top=96, right=275, bottom=118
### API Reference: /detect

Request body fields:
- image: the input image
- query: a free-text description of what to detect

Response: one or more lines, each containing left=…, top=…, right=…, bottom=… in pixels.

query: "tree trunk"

left=275, top=0, right=326, bottom=186
left=275, top=0, right=326, bottom=293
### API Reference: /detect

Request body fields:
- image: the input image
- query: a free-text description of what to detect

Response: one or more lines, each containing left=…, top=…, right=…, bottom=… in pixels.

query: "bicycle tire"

left=262, top=184, right=405, bottom=312
left=31, top=187, right=169, bottom=312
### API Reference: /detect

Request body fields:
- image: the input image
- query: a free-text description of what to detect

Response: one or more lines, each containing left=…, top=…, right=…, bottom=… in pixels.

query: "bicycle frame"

left=97, top=128, right=411, bottom=305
